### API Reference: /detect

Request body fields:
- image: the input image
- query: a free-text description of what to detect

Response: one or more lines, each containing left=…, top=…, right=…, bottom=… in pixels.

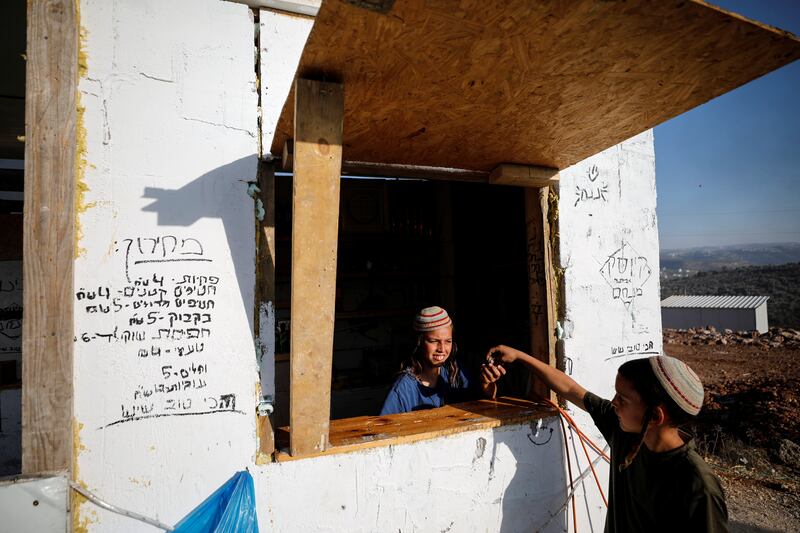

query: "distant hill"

left=660, top=263, right=800, bottom=328
left=660, top=243, right=800, bottom=276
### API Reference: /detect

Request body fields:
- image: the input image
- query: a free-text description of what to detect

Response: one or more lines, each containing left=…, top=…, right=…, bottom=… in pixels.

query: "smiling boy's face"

left=421, top=325, right=453, bottom=368
left=611, top=373, right=649, bottom=433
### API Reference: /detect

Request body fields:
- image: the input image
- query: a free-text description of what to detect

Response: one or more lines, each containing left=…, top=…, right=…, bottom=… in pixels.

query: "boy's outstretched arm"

left=487, top=345, right=588, bottom=411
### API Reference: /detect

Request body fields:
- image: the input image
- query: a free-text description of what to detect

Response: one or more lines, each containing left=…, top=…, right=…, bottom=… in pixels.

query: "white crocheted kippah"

left=649, top=356, right=704, bottom=416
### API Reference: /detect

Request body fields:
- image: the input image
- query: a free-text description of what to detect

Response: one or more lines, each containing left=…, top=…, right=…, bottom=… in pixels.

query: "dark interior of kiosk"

left=273, top=175, right=534, bottom=423
left=0, top=1, right=24, bottom=390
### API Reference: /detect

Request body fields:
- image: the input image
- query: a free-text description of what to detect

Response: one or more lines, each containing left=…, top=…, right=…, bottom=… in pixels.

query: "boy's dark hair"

left=617, top=357, right=696, bottom=470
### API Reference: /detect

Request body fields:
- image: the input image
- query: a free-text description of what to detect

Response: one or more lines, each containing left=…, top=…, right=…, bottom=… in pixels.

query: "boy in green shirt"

left=485, top=346, right=728, bottom=532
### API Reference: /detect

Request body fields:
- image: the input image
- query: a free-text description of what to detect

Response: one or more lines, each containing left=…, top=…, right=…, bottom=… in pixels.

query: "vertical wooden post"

left=524, top=187, right=557, bottom=401
left=22, top=0, right=77, bottom=473
left=289, top=79, right=343, bottom=456
left=255, top=161, right=277, bottom=459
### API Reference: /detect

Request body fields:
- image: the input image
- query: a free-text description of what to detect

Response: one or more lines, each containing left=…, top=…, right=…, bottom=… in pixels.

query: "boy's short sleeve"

left=380, top=389, right=405, bottom=415
left=582, top=391, right=618, bottom=442
left=380, top=375, right=415, bottom=415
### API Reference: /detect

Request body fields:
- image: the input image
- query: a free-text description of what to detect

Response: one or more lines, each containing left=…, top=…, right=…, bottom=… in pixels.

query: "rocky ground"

left=663, top=328, right=800, bottom=533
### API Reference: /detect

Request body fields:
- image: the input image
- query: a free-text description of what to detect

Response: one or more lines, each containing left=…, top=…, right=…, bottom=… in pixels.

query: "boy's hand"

left=486, top=345, right=525, bottom=365
left=480, top=361, right=506, bottom=385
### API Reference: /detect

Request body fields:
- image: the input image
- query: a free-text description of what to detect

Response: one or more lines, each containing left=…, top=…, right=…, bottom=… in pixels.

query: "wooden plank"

left=21, top=0, right=77, bottom=474
left=255, top=161, right=277, bottom=460
left=289, top=78, right=344, bottom=456
left=489, top=164, right=559, bottom=188
left=275, top=397, right=556, bottom=461
left=271, top=0, right=800, bottom=172
left=281, top=142, right=488, bottom=183
left=524, top=188, right=557, bottom=401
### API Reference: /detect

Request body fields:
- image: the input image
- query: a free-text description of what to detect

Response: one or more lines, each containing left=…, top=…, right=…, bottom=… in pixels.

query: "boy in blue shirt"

left=380, top=306, right=503, bottom=415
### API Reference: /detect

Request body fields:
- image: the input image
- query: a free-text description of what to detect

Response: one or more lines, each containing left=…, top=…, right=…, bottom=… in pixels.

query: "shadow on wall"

left=486, top=418, right=570, bottom=533
left=138, top=154, right=258, bottom=333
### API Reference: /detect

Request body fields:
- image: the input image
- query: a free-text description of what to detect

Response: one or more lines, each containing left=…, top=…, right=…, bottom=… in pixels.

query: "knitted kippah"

left=413, top=306, right=453, bottom=332
left=648, top=356, right=704, bottom=416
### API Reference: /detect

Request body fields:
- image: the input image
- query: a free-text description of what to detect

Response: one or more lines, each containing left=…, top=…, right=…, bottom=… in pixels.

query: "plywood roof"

left=270, top=0, right=800, bottom=172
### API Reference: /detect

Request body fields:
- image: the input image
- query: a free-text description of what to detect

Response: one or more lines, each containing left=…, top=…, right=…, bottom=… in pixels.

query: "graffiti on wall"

left=76, top=235, right=244, bottom=428
left=605, top=338, right=659, bottom=361
left=600, top=242, right=652, bottom=308
left=0, top=261, right=22, bottom=356
left=574, top=165, right=609, bottom=207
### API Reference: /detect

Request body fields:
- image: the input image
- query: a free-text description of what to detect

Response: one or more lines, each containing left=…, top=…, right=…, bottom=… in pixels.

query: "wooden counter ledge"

left=274, top=397, right=557, bottom=462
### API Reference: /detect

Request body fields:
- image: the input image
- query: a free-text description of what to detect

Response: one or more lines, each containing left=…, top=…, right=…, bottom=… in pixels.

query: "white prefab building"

left=661, top=295, right=770, bottom=334
left=1, top=1, right=798, bottom=532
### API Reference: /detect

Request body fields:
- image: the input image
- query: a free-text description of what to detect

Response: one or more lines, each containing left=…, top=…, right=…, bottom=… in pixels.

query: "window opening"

left=272, top=175, right=533, bottom=426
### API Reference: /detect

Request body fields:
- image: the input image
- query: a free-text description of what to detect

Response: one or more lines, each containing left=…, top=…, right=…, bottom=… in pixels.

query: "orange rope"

left=544, top=398, right=610, bottom=462
left=545, top=398, right=608, bottom=508
left=557, top=414, right=578, bottom=533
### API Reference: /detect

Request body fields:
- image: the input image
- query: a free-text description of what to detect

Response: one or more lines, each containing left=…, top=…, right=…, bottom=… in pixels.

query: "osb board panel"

left=271, top=0, right=800, bottom=171
left=275, top=397, right=556, bottom=461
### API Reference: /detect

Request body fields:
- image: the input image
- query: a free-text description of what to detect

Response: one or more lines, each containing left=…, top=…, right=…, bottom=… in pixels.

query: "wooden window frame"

left=21, top=0, right=77, bottom=474
left=256, top=79, right=561, bottom=460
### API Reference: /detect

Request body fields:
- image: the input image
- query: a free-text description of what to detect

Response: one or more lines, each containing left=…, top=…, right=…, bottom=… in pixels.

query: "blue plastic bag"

left=173, top=471, right=259, bottom=533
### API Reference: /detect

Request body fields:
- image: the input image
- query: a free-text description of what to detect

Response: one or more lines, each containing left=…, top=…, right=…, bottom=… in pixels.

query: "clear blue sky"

left=655, top=1, right=800, bottom=250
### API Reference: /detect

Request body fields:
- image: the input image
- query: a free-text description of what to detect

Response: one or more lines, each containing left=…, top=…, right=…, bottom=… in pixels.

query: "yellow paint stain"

left=72, top=419, right=95, bottom=533
left=75, top=11, right=91, bottom=258
left=547, top=187, right=563, bottom=320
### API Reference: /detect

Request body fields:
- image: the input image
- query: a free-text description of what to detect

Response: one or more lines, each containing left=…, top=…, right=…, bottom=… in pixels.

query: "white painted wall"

left=256, top=425, right=568, bottom=533
left=555, top=130, right=663, bottom=529
left=69, top=1, right=661, bottom=532
left=75, top=0, right=259, bottom=529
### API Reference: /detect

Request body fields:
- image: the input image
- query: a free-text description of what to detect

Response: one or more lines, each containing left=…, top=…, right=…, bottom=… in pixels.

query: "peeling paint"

left=472, top=437, right=486, bottom=464
left=256, top=198, right=265, bottom=221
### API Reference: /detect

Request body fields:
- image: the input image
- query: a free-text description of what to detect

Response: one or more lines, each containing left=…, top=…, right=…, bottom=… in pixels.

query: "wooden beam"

left=255, top=161, right=277, bottom=460
left=524, top=187, right=557, bottom=401
left=280, top=140, right=488, bottom=183
left=489, top=164, right=559, bottom=188
left=289, top=79, right=343, bottom=456
left=22, top=0, right=77, bottom=474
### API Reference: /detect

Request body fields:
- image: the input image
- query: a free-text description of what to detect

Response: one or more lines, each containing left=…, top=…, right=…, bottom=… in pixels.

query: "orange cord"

left=557, top=414, right=578, bottom=533
left=545, top=398, right=610, bottom=462
left=545, top=398, right=609, bottom=508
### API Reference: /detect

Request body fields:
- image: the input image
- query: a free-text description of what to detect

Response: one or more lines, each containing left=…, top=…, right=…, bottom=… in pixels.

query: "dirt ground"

left=663, top=329, right=800, bottom=533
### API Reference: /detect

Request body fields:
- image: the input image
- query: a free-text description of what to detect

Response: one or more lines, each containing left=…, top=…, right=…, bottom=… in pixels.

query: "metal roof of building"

left=661, top=295, right=770, bottom=309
